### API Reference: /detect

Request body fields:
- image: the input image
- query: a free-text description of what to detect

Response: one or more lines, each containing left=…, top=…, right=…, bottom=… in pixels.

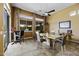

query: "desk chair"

left=12, top=31, right=20, bottom=45
left=20, top=30, right=24, bottom=42
left=12, top=31, right=24, bottom=45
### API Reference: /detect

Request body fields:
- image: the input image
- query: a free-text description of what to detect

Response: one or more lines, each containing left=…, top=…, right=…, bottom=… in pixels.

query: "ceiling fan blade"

left=47, top=9, right=55, bottom=13
left=48, top=14, right=51, bottom=16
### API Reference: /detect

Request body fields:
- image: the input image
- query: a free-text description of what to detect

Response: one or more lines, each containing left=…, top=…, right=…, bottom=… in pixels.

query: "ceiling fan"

left=43, top=9, right=55, bottom=16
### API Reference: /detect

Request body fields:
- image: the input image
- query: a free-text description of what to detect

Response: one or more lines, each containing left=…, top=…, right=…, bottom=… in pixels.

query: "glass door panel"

left=3, top=9, right=9, bottom=51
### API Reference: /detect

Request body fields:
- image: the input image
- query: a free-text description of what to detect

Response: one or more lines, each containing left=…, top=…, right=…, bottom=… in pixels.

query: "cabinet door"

left=24, top=32, right=32, bottom=38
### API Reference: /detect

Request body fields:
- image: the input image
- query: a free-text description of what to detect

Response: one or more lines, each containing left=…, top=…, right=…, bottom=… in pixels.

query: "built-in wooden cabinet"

left=20, top=17, right=33, bottom=39
left=11, top=7, right=45, bottom=40
left=24, top=32, right=32, bottom=38
left=19, top=17, right=45, bottom=39
left=20, top=20, right=32, bottom=31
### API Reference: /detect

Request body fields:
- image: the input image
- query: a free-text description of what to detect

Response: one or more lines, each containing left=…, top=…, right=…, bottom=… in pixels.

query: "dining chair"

left=36, top=31, right=41, bottom=42
left=36, top=31, right=42, bottom=48
left=35, top=31, right=50, bottom=48
left=43, top=33, right=50, bottom=47
left=60, top=36, right=67, bottom=55
left=56, top=34, right=67, bottom=55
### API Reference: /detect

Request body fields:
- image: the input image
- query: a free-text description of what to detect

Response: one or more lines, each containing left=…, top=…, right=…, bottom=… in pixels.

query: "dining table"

left=48, top=34, right=61, bottom=49
left=40, top=33, right=61, bottom=49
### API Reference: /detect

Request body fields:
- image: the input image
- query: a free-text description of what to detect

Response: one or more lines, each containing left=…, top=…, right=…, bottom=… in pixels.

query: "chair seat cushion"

left=41, top=39, right=46, bottom=42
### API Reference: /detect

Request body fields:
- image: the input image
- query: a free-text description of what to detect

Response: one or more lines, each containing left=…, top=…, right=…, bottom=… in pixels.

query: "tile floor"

left=4, top=39, right=79, bottom=56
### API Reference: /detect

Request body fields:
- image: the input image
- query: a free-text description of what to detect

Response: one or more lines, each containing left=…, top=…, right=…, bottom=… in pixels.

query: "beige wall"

left=47, top=4, right=79, bottom=39
left=0, top=3, right=4, bottom=55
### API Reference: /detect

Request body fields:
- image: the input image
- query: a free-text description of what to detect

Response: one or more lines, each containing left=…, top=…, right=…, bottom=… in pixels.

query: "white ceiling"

left=12, top=3, right=74, bottom=16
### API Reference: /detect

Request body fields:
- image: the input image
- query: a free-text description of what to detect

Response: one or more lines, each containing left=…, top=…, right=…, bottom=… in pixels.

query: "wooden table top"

left=48, top=34, right=60, bottom=40
left=40, top=33, right=61, bottom=40
left=40, top=33, right=46, bottom=36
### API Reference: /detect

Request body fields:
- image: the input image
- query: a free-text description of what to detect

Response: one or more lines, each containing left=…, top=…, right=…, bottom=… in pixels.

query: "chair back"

left=20, top=30, right=24, bottom=37
left=36, top=31, right=41, bottom=42
left=14, top=31, right=20, bottom=41
left=45, top=33, right=50, bottom=45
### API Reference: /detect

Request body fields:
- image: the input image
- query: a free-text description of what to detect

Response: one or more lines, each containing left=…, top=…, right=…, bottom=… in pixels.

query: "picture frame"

left=59, top=20, right=71, bottom=29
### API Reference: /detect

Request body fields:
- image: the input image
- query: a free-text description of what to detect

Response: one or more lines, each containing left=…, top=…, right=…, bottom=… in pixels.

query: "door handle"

left=0, top=31, right=3, bottom=35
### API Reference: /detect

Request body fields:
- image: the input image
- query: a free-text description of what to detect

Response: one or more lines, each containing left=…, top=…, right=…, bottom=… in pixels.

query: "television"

left=59, top=21, right=71, bottom=29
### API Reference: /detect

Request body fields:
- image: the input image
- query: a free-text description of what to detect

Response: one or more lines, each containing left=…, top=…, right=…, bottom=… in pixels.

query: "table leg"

left=49, top=39, right=53, bottom=49
left=53, top=41, right=55, bottom=50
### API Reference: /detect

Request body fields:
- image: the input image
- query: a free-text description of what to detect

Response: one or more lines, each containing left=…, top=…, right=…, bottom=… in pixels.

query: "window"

left=69, top=11, right=76, bottom=16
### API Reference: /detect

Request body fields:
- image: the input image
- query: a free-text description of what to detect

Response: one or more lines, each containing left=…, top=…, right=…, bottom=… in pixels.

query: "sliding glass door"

left=3, top=9, right=9, bottom=51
